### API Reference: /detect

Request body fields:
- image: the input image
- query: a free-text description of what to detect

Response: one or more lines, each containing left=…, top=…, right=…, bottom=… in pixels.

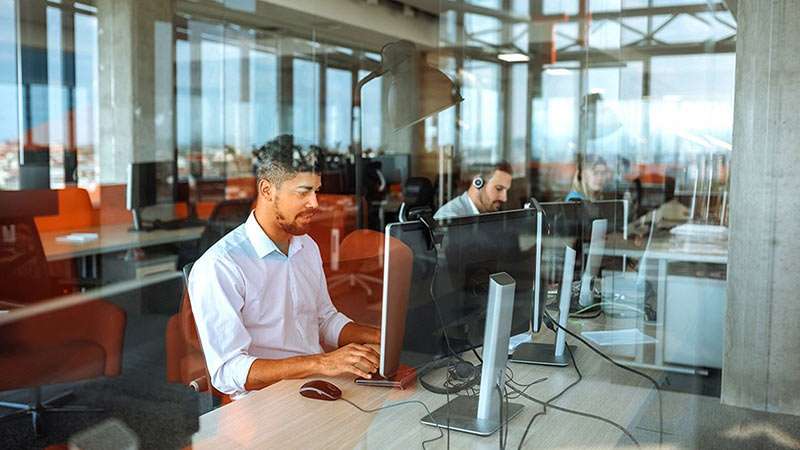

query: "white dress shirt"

left=188, top=211, right=352, bottom=399
left=434, top=191, right=481, bottom=219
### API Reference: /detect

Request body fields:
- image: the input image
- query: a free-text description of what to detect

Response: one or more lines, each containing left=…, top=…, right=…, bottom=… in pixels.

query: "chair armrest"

left=189, top=376, right=208, bottom=392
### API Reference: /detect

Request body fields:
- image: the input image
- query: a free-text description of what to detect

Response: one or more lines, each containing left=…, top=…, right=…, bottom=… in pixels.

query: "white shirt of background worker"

left=434, top=161, right=513, bottom=219
left=189, top=135, right=381, bottom=400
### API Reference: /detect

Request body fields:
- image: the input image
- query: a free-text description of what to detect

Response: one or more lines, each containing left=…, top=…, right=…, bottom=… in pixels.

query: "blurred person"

left=566, top=154, right=610, bottom=201
left=434, top=161, right=513, bottom=219
left=190, top=134, right=381, bottom=400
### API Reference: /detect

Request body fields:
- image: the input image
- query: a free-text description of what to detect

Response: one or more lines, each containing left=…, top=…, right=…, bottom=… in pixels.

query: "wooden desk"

left=190, top=327, right=660, bottom=449
left=40, top=223, right=204, bottom=262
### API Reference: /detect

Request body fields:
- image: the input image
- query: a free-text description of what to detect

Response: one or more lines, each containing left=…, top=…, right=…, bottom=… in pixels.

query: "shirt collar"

left=244, top=211, right=305, bottom=259
left=463, top=191, right=480, bottom=215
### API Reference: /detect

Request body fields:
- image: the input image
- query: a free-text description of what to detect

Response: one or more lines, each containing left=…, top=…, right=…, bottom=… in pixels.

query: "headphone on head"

left=472, top=175, right=485, bottom=190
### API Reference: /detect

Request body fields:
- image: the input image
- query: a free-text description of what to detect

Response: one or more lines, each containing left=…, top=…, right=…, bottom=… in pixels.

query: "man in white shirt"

left=434, top=161, right=513, bottom=219
left=189, top=135, right=381, bottom=400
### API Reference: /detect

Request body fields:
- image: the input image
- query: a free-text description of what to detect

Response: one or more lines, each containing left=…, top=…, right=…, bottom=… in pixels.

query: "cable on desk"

left=506, top=383, right=641, bottom=449
left=503, top=382, right=510, bottom=449
left=542, top=308, right=663, bottom=449
left=426, top=246, right=460, bottom=450
left=496, top=383, right=505, bottom=450
left=515, top=329, right=583, bottom=450
left=339, top=397, right=443, bottom=450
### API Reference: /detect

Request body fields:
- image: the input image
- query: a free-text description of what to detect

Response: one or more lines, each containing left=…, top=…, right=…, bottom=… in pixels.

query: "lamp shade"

left=381, top=40, right=463, bottom=131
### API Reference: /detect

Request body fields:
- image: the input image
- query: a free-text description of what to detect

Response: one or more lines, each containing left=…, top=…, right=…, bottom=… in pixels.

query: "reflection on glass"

left=325, top=67, right=352, bottom=150
left=293, top=58, right=319, bottom=144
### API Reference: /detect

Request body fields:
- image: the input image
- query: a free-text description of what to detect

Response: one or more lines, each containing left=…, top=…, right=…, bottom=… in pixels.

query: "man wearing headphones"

left=434, top=161, right=513, bottom=219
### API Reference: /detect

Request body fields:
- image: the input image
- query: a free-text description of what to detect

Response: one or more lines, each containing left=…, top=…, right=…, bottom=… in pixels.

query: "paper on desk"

left=581, top=329, right=656, bottom=346
left=56, top=232, right=99, bottom=243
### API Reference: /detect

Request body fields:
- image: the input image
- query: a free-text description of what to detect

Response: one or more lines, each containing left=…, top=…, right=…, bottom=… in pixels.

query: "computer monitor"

left=127, top=161, right=177, bottom=211
left=539, top=200, right=622, bottom=308
left=373, top=154, right=411, bottom=185
left=379, top=207, right=545, bottom=379
left=127, top=161, right=178, bottom=230
left=584, top=199, right=628, bottom=239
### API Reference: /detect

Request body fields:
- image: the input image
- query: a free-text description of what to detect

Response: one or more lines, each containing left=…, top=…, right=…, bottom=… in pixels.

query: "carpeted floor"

left=0, top=311, right=208, bottom=450
left=625, top=373, right=800, bottom=449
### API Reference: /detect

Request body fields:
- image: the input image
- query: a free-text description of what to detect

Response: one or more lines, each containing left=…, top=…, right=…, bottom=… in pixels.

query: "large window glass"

left=325, top=67, right=352, bottom=150
left=293, top=57, right=320, bottom=144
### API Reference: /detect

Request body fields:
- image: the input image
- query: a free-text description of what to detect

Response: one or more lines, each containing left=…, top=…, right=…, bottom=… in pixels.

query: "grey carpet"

left=0, top=311, right=208, bottom=450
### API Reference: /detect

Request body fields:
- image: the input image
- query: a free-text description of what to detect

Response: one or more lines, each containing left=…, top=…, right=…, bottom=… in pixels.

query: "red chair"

left=327, top=229, right=385, bottom=299
left=0, top=300, right=125, bottom=435
left=165, top=264, right=231, bottom=405
left=33, top=186, right=96, bottom=232
left=0, top=212, right=126, bottom=436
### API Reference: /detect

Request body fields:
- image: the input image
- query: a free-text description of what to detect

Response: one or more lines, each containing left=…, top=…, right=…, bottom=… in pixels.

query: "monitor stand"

left=510, top=246, right=577, bottom=367
left=130, top=208, right=146, bottom=232
left=421, top=273, right=523, bottom=436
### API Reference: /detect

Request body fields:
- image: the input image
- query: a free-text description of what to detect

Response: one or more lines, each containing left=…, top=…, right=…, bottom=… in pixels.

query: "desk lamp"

left=352, top=40, right=463, bottom=228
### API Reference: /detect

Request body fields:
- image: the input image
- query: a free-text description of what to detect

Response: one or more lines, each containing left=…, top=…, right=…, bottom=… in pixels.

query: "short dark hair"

left=476, top=160, right=512, bottom=180
left=253, top=135, right=325, bottom=186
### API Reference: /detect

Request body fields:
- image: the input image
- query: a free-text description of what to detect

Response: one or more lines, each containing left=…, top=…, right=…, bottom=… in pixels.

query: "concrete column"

left=96, top=0, right=174, bottom=183
left=723, top=0, right=800, bottom=416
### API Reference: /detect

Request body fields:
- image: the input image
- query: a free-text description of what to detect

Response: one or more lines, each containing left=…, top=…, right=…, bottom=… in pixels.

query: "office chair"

left=326, top=229, right=385, bottom=299
left=165, top=263, right=231, bottom=405
left=0, top=219, right=125, bottom=437
left=398, top=177, right=434, bottom=222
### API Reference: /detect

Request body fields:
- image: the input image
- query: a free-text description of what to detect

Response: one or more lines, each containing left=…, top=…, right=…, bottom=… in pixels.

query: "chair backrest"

left=178, top=261, right=229, bottom=402
left=197, top=198, right=254, bottom=255
left=0, top=217, right=53, bottom=303
left=399, top=177, right=434, bottom=222
left=33, top=186, right=96, bottom=231
left=179, top=262, right=201, bottom=352
left=338, top=229, right=386, bottom=263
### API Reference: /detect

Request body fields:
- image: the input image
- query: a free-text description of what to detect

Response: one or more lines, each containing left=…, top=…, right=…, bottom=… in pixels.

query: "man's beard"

left=274, top=194, right=313, bottom=235
left=275, top=209, right=312, bottom=235
left=479, top=192, right=503, bottom=212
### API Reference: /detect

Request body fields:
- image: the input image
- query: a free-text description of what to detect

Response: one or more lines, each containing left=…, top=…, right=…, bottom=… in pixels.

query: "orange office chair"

left=33, top=186, right=96, bottom=232
left=1, top=210, right=125, bottom=436
left=327, top=229, right=386, bottom=299
left=0, top=300, right=126, bottom=436
left=165, top=264, right=231, bottom=405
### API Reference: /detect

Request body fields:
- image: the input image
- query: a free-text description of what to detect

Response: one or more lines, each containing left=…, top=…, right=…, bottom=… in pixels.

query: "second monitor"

left=379, top=207, right=546, bottom=380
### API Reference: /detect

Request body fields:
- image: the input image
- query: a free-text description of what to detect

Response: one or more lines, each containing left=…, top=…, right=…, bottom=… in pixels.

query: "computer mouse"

left=299, top=380, right=342, bottom=401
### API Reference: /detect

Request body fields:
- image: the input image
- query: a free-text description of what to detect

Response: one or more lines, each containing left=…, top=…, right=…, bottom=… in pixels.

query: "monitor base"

left=509, top=342, right=576, bottom=367
left=420, top=395, right=523, bottom=436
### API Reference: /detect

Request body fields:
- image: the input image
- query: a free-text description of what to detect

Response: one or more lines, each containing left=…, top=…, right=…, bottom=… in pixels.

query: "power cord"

left=506, top=383, right=641, bottom=449
left=515, top=330, right=582, bottom=449
left=542, top=308, right=663, bottom=448
left=339, top=397, right=443, bottom=449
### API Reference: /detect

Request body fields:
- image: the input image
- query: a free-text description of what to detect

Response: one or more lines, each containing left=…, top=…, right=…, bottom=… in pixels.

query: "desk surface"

left=191, top=326, right=660, bottom=449
left=40, top=223, right=204, bottom=261
left=599, top=235, right=727, bottom=265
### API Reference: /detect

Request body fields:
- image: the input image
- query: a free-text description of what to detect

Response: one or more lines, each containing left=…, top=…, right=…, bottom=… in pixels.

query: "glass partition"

left=2, top=1, right=797, bottom=449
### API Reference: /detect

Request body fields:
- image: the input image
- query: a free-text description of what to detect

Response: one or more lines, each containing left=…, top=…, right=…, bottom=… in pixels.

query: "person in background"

left=189, top=134, right=381, bottom=400
left=434, top=161, right=513, bottom=219
left=566, top=154, right=611, bottom=201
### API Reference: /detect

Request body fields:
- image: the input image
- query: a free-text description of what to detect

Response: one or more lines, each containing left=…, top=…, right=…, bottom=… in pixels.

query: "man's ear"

left=258, top=179, right=273, bottom=202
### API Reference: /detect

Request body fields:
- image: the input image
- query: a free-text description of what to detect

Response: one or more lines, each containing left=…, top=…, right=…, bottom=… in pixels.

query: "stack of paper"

left=56, top=232, right=99, bottom=243
left=581, top=329, right=657, bottom=346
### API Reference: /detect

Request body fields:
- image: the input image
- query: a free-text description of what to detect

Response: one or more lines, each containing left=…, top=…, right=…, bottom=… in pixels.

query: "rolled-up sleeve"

left=316, top=268, right=352, bottom=348
left=188, top=256, right=257, bottom=397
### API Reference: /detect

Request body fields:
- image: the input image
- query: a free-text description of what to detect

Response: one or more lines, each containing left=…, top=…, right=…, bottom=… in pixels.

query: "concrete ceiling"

left=177, top=0, right=439, bottom=52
